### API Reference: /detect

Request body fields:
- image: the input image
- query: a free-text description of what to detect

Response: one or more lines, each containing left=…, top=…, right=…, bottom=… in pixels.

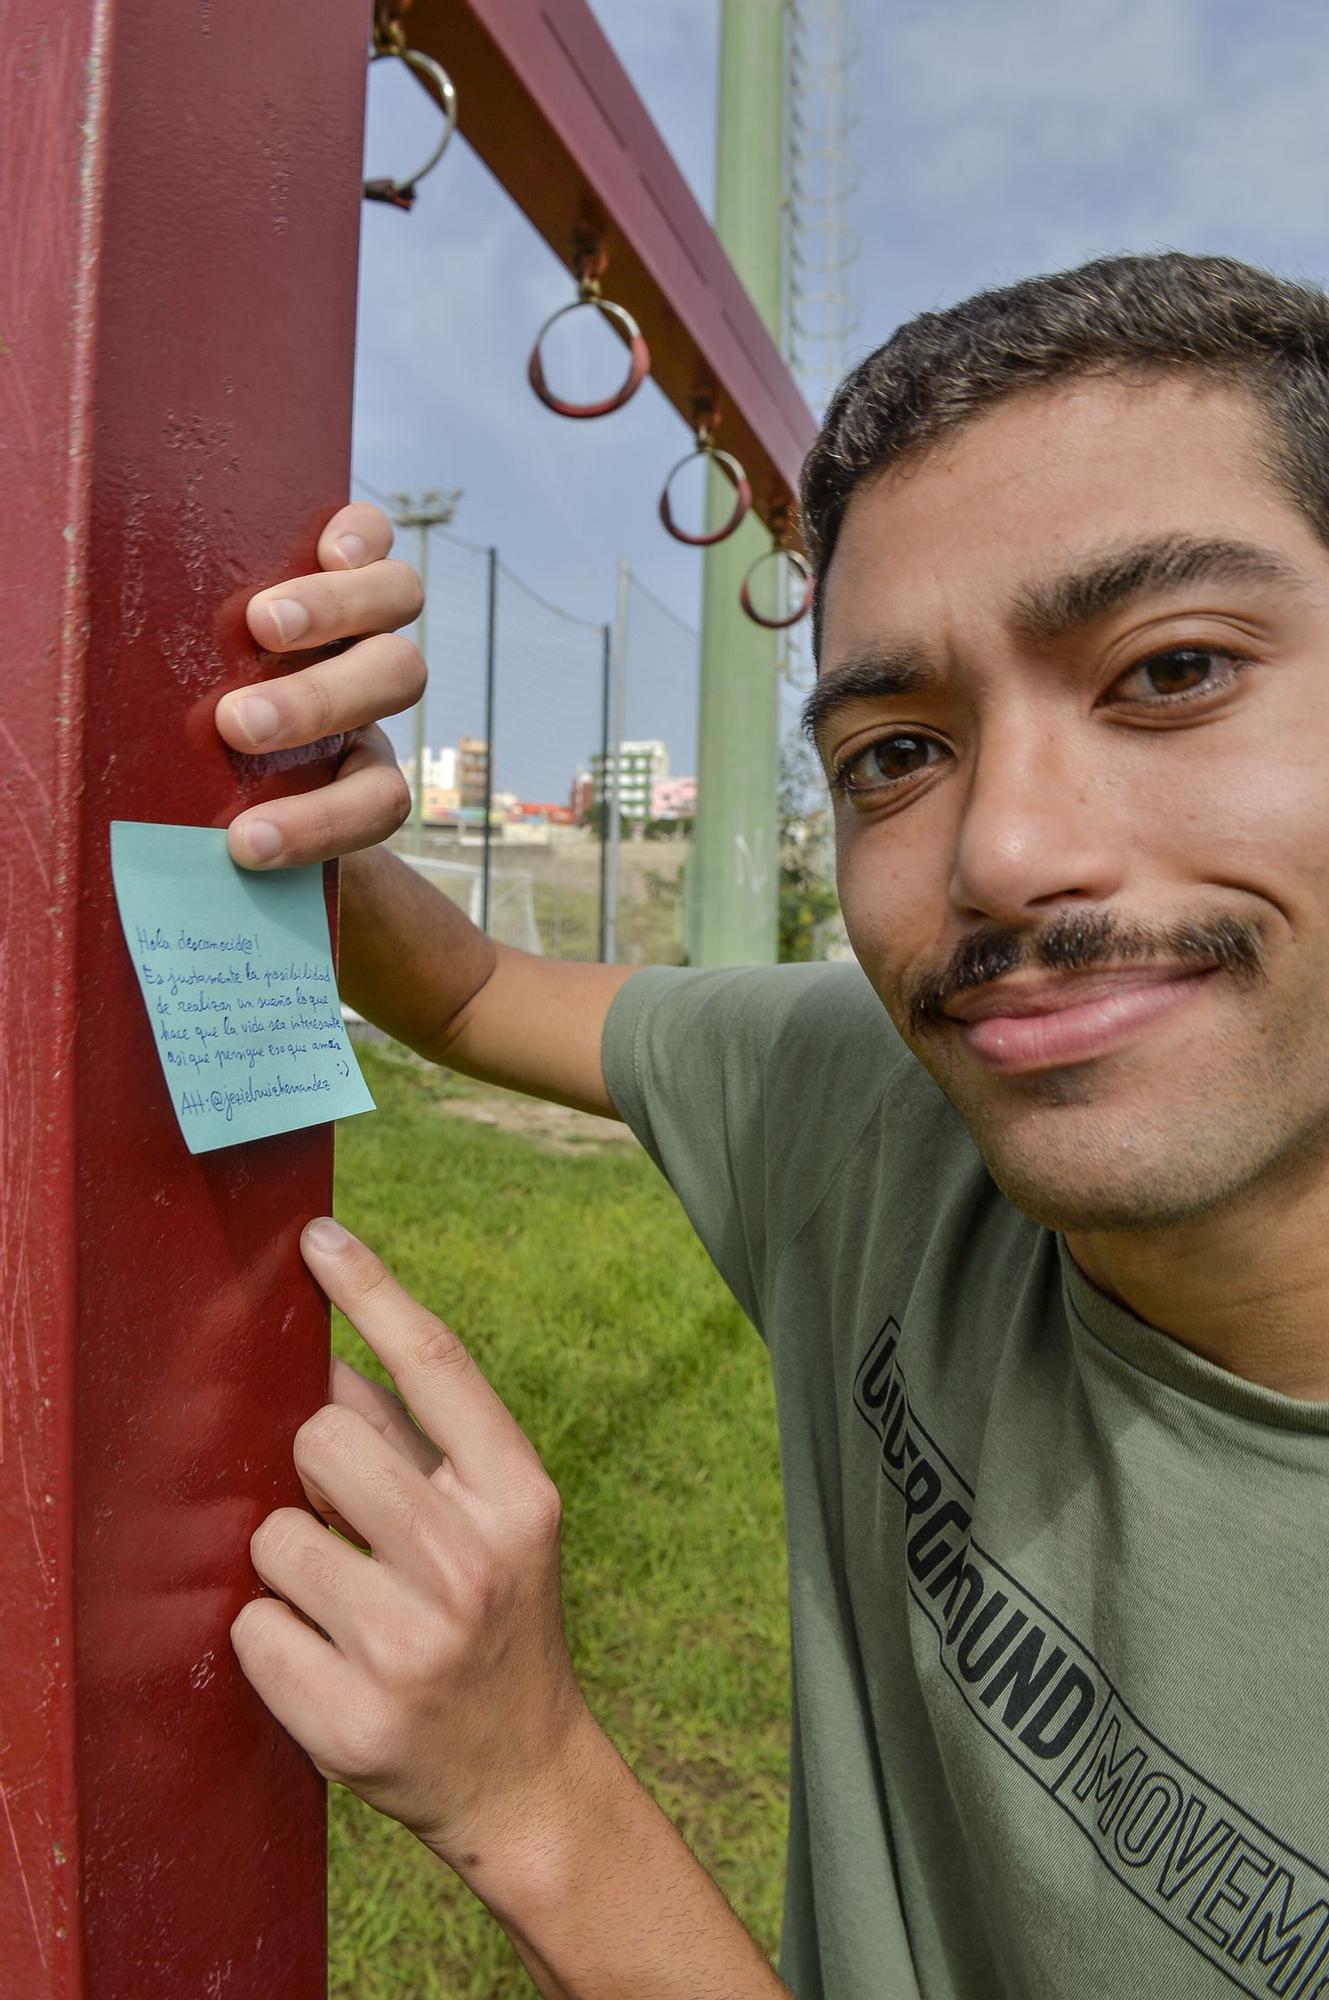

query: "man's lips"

left=940, top=966, right=1219, bottom=1075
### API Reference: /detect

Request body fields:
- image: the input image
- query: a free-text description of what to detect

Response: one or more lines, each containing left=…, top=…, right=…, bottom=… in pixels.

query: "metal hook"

left=658, top=412, right=752, bottom=546
left=739, top=540, right=815, bottom=628
left=363, top=45, right=458, bottom=211
left=528, top=255, right=651, bottom=418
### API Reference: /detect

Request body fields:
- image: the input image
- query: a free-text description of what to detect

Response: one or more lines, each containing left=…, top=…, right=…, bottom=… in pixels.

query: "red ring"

left=528, top=297, right=651, bottom=419
left=739, top=547, right=815, bottom=629
left=658, top=445, right=753, bottom=546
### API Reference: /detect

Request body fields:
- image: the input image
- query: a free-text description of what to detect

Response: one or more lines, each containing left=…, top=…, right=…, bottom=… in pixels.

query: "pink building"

left=652, top=775, right=696, bottom=820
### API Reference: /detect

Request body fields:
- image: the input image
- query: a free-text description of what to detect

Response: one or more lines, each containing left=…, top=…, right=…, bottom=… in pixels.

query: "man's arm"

left=469, top=1726, right=790, bottom=2000
left=339, top=845, right=635, bottom=1119
left=232, top=1223, right=789, bottom=2000
left=216, top=508, right=636, bottom=1120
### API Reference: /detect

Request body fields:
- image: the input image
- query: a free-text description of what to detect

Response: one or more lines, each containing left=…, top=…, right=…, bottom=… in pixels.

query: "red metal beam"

left=0, top=6, right=366, bottom=1993
left=405, top=0, right=818, bottom=541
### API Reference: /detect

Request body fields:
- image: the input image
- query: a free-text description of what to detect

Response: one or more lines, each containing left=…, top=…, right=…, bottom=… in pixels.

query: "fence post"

left=481, top=546, right=499, bottom=933
left=598, top=622, right=613, bottom=961
left=601, top=558, right=630, bottom=963
left=0, top=7, right=364, bottom=1992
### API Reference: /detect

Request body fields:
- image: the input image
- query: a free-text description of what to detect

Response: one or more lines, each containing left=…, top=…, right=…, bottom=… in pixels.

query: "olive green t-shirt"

left=602, top=961, right=1329, bottom=2000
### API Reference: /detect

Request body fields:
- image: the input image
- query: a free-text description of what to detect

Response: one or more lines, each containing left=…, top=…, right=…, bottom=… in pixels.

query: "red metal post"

left=1, top=6, right=367, bottom=1993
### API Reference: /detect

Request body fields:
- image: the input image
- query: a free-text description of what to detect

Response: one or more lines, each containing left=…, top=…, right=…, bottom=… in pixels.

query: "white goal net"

left=399, top=853, right=542, bottom=956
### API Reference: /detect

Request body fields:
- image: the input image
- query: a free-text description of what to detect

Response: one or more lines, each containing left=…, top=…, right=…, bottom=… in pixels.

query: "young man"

left=220, top=252, right=1329, bottom=1999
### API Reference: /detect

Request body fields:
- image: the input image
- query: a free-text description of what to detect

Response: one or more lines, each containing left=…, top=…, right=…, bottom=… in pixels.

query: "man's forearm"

left=338, top=845, right=497, bottom=1063
left=453, top=1718, right=791, bottom=2000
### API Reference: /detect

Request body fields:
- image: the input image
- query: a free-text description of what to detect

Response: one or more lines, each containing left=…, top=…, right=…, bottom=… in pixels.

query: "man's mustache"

left=904, top=911, right=1267, bottom=1038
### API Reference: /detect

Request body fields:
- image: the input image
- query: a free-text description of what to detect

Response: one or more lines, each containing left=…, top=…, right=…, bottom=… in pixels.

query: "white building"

left=400, top=744, right=457, bottom=794
left=422, top=744, right=457, bottom=791
left=590, top=739, right=669, bottom=823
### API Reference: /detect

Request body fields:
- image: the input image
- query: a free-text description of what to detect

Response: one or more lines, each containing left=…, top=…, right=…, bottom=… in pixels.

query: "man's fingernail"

left=244, top=819, right=283, bottom=862
left=305, top=1216, right=350, bottom=1253
left=233, top=694, right=280, bottom=744
left=334, top=533, right=368, bottom=567
left=265, top=598, right=311, bottom=645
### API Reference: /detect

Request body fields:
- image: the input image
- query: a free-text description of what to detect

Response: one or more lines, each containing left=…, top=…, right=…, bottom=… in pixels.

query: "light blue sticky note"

left=110, top=821, right=375, bottom=1154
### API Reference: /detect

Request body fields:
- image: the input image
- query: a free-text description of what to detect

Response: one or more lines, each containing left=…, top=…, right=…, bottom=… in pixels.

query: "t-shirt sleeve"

left=601, top=961, right=912, bottom=1334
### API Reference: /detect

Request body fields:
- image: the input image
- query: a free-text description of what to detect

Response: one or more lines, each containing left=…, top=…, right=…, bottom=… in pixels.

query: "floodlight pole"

left=392, top=491, right=460, bottom=853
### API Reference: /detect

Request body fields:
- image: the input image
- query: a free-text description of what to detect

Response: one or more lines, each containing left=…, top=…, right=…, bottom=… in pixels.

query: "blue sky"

left=353, top=0, right=1329, bottom=799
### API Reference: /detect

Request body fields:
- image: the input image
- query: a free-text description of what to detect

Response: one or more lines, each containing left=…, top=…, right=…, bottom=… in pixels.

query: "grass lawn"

left=328, top=1041, right=791, bottom=1997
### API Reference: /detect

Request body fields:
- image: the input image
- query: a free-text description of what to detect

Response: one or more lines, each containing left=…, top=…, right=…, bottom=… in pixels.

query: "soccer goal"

left=400, top=852, right=543, bottom=956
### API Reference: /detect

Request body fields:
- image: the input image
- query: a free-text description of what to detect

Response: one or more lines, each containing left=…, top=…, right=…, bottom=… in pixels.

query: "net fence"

left=378, top=525, right=701, bottom=966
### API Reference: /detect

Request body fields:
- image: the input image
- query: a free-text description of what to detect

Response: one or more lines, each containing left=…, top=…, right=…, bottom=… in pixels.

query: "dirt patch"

left=349, top=1020, right=639, bottom=1156
left=433, top=1087, right=640, bottom=1156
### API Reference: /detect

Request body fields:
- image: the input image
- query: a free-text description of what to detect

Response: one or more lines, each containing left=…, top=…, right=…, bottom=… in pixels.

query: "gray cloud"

left=854, top=0, right=1329, bottom=341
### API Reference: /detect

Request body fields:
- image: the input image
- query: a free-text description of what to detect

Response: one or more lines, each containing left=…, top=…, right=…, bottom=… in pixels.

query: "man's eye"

left=835, top=733, right=942, bottom=795
left=1111, top=647, right=1244, bottom=704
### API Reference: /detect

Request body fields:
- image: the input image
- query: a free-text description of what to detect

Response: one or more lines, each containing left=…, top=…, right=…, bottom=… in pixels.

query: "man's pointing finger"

left=300, top=1219, right=538, bottom=1500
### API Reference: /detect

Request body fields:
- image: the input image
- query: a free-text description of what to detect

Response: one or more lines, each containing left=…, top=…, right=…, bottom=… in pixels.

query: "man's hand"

left=231, top=1218, right=591, bottom=1873
left=217, top=503, right=425, bottom=871
left=233, top=1219, right=791, bottom=1997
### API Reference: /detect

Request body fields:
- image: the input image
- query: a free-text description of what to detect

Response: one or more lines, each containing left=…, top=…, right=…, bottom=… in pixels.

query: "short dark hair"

left=800, top=251, right=1329, bottom=658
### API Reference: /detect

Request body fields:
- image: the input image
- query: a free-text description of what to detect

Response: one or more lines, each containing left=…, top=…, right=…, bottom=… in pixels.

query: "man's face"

left=812, top=374, right=1329, bottom=1231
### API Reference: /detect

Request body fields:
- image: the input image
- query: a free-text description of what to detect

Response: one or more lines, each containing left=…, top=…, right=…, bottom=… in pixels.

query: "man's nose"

left=948, top=723, right=1125, bottom=925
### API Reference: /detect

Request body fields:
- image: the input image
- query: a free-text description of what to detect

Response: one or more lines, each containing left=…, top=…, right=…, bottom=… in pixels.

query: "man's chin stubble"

left=976, top=1153, right=1239, bottom=1235
left=936, top=1066, right=1266, bottom=1234
left=964, top=1088, right=1329, bottom=1237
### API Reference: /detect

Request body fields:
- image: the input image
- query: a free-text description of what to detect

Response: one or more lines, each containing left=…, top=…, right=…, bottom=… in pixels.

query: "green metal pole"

left=688, top=0, right=785, bottom=967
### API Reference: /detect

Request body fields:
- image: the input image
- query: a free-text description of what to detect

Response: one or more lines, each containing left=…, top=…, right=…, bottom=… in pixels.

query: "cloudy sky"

left=353, top=0, right=1329, bottom=798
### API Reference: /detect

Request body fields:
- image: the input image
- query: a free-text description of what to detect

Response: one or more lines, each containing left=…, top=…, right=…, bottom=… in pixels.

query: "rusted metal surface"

left=405, top=0, right=818, bottom=537
left=0, top=5, right=366, bottom=1992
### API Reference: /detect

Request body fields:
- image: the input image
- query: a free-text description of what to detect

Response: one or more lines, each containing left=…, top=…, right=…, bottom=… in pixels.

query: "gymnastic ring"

left=739, top=546, right=815, bottom=629
left=363, top=48, right=458, bottom=210
left=527, top=294, right=651, bottom=418
left=658, top=443, right=753, bottom=546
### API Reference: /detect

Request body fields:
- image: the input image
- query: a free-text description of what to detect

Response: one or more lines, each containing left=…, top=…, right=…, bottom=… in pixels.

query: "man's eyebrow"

left=1010, top=535, right=1311, bottom=645
left=801, top=646, right=937, bottom=742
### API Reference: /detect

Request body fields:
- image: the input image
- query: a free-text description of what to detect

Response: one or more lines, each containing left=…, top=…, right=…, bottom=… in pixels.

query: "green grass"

left=328, top=1043, right=790, bottom=1997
